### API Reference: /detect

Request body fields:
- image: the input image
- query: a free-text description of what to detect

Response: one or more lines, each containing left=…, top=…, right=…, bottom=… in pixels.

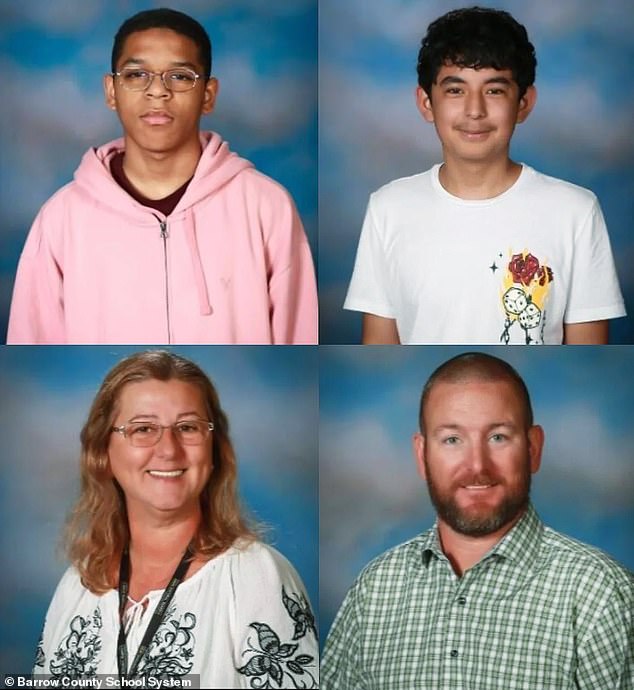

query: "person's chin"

left=126, top=127, right=182, bottom=153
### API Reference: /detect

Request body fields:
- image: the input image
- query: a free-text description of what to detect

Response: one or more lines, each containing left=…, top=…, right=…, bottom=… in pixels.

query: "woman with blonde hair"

left=34, top=350, right=318, bottom=688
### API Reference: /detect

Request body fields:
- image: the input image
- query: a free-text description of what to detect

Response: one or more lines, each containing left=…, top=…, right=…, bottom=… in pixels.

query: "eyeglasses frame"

left=112, top=67, right=203, bottom=92
left=111, top=419, right=215, bottom=447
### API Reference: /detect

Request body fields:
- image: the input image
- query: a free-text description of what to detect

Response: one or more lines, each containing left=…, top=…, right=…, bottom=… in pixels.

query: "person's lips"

left=457, top=127, right=493, bottom=139
left=141, top=110, right=174, bottom=126
left=147, top=469, right=186, bottom=478
left=458, top=477, right=499, bottom=491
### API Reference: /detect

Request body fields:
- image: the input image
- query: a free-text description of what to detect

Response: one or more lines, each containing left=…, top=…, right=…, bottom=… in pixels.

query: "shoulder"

left=38, top=141, right=119, bottom=215
left=239, top=167, right=293, bottom=196
left=541, top=526, right=633, bottom=598
left=45, top=566, right=102, bottom=621
left=221, top=539, right=305, bottom=589
left=353, top=531, right=432, bottom=593
left=33, top=180, right=79, bottom=221
left=225, top=165, right=297, bottom=213
left=213, top=541, right=315, bottom=637
left=52, top=566, right=85, bottom=595
left=369, top=168, right=435, bottom=210
left=521, top=166, right=599, bottom=210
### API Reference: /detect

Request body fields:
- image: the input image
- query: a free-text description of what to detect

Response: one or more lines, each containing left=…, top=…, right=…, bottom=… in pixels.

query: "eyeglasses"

left=111, top=420, right=214, bottom=447
left=112, top=68, right=202, bottom=92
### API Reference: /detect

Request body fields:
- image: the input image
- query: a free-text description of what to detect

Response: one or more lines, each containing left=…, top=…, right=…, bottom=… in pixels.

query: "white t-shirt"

left=344, top=164, right=625, bottom=344
left=34, top=541, right=318, bottom=688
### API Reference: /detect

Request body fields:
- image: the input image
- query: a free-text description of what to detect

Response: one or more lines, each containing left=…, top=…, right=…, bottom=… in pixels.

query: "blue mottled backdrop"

left=0, top=0, right=317, bottom=340
left=319, top=0, right=634, bottom=342
left=320, top=346, right=634, bottom=645
left=0, top=346, right=318, bottom=673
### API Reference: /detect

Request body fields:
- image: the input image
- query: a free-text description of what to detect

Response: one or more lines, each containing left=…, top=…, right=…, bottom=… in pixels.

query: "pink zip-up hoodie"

left=7, top=132, right=317, bottom=344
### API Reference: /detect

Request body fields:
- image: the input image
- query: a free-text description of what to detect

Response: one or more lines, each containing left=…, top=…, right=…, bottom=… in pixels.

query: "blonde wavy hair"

left=65, top=350, right=256, bottom=594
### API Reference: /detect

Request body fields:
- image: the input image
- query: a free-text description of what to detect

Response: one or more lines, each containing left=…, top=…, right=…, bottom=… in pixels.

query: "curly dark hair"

left=417, top=7, right=536, bottom=100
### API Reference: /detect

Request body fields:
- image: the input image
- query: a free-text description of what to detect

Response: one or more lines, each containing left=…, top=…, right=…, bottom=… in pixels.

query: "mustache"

left=455, top=474, right=500, bottom=486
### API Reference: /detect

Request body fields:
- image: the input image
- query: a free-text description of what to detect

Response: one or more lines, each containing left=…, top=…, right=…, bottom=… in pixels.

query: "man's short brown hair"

left=419, top=352, right=534, bottom=433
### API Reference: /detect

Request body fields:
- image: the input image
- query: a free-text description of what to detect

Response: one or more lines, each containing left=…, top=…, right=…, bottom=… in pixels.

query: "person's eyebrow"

left=438, top=75, right=467, bottom=86
left=119, top=58, right=200, bottom=71
left=127, top=411, right=203, bottom=422
left=438, top=75, right=513, bottom=86
left=432, top=421, right=517, bottom=434
left=483, top=76, right=513, bottom=86
left=431, top=423, right=463, bottom=435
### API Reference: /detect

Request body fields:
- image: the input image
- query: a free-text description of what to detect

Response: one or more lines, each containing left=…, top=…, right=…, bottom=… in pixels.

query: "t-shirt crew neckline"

left=110, top=151, right=192, bottom=216
left=431, top=163, right=529, bottom=206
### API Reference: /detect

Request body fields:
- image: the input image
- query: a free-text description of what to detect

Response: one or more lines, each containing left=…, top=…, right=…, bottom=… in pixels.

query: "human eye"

left=176, top=420, right=200, bottom=434
left=122, top=69, right=148, bottom=80
left=445, top=87, right=463, bottom=95
left=129, top=422, right=158, bottom=436
left=167, top=69, right=195, bottom=83
left=489, top=432, right=508, bottom=443
left=442, top=435, right=461, bottom=445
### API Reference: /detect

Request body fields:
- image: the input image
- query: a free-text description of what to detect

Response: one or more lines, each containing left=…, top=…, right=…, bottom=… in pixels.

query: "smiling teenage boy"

left=7, top=8, right=317, bottom=344
left=344, top=7, right=625, bottom=345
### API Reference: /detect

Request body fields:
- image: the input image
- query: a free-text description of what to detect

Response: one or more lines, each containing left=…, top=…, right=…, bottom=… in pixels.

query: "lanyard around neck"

left=117, top=545, right=193, bottom=679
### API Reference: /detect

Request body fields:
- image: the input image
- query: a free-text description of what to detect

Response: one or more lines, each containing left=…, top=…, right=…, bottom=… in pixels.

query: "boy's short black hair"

left=417, top=6, right=536, bottom=99
left=111, top=8, right=212, bottom=79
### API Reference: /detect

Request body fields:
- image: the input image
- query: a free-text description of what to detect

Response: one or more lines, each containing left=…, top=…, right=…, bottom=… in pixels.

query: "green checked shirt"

left=321, top=504, right=633, bottom=689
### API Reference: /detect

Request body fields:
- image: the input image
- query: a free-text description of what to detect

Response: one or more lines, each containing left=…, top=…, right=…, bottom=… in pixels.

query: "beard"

left=424, top=457, right=531, bottom=537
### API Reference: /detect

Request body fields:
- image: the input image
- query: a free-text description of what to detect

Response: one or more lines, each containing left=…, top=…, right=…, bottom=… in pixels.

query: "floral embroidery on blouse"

left=50, top=608, right=102, bottom=678
left=237, top=586, right=318, bottom=688
left=135, top=606, right=196, bottom=679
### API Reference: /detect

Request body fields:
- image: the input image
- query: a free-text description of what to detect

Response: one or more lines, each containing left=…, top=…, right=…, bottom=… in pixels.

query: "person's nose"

left=466, top=438, right=492, bottom=474
left=464, top=90, right=486, bottom=119
left=154, top=425, right=181, bottom=457
left=145, top=72, right=171, bottom=99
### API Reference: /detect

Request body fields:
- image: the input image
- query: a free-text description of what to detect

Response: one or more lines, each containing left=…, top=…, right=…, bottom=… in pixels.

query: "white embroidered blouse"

left=34, top=540, right=318, bottom=688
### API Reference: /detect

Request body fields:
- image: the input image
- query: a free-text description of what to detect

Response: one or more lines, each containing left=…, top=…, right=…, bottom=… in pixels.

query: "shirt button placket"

left=447, top=590, right=467, bottom=683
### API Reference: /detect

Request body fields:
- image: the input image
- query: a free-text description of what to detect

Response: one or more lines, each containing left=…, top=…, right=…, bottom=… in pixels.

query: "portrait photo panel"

left=0, top=0, right=317, bottom=341
left=319, top=345, right=634, bottom=644
left=319, top=0, right=634, bottom=343
left=0, top=345, right=318, bottom=675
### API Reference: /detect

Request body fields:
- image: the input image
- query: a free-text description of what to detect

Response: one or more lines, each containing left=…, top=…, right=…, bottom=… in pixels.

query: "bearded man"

left=321, top=352, right=633, bottom=690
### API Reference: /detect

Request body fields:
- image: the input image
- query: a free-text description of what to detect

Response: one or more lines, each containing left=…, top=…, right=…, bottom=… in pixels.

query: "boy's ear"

left=416, top=86, right=435, bottom=123
left=201, top=77, right=219, bottom=115
left=517, top=85, right=537, bottom=124
left=104, top=73, right=117, bottom=111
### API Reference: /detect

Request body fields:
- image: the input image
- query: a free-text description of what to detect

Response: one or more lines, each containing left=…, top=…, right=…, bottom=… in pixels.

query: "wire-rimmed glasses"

left=111, top=419, right=214, bottom=447
left=112, top=67, right=202, bottom=92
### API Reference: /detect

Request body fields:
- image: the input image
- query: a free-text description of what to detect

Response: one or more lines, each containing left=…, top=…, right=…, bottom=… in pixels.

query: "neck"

left=127, top=505, right=200, bottom=572
left=437, top=509, right=525, bottom=577
left=439, top=158, right=521, bottom=200
left=122, top=136, right=202, bottom=200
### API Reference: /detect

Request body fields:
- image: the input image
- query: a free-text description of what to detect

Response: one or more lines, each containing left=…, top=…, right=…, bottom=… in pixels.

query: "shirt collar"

left=421, top=503, right=544, bottom=571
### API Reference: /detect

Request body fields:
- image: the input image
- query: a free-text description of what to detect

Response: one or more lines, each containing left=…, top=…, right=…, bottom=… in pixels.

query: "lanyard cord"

left=117, top=545, right=193, bottom=679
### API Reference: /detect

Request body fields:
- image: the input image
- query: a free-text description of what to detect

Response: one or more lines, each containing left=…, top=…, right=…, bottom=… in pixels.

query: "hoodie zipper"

left=158, top=219, right=172, bottom=343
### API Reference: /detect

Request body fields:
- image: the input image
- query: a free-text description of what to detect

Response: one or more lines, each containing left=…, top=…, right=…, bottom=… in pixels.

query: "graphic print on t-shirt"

left=499, top=250, right=554, bottom=344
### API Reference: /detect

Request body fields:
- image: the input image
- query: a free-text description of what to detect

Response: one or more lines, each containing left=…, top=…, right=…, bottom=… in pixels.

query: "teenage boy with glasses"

left=8, top=8, right=317, bottom=345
